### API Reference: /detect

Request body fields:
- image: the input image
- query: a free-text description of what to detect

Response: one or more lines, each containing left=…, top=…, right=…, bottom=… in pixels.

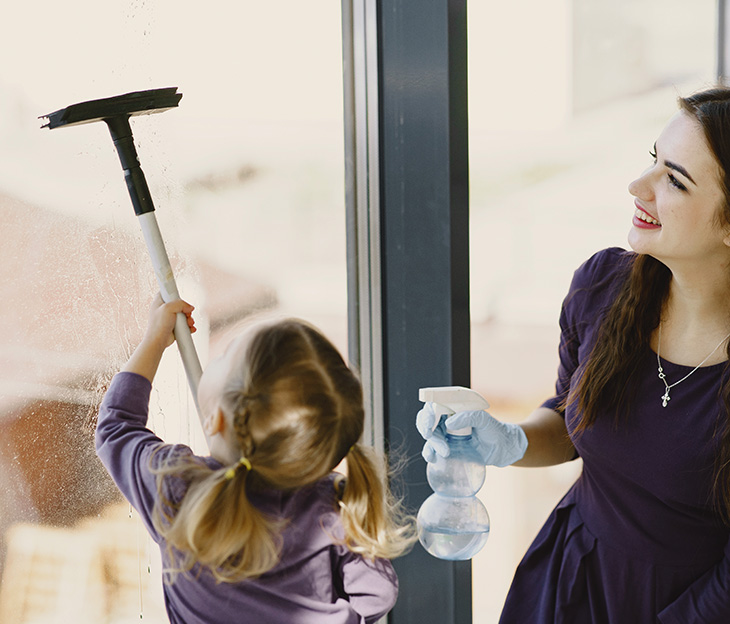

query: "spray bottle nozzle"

left=419, top=386, right=490, bottom=436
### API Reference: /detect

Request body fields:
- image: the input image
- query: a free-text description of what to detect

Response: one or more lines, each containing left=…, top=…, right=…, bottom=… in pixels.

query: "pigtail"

left=338, top=443, right=416, bottom=560
left=153, top=318, right=416, bottom=582
left=152, top=455, right=284, bottom=583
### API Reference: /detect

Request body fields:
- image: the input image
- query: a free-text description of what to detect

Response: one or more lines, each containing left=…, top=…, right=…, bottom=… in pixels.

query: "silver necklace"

left=656, top=325, right=730, bottom=407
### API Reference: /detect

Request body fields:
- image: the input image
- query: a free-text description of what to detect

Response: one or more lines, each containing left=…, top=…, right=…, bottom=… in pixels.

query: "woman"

left=417, top=87, right=730, bottom=622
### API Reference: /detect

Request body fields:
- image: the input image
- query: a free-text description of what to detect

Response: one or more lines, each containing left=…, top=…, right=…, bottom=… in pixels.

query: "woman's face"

left=627, top=111, right=730, bottom=267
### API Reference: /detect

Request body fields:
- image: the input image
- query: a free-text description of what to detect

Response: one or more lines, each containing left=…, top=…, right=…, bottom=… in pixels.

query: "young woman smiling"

left=418, top=87, right=730, bottom=623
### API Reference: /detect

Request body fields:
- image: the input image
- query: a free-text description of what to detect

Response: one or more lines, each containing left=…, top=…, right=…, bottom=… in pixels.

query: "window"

left=468, top=0, right=717, bottom=620
left=0, top=3, right=346, bottom=620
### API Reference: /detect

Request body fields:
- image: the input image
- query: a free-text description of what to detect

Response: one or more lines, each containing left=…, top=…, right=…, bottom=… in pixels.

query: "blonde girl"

left=96, top=297, right=415, bottom=624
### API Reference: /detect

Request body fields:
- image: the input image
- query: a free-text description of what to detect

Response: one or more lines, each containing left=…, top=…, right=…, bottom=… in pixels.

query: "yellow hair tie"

left=224, top=456, right=252, bottom=480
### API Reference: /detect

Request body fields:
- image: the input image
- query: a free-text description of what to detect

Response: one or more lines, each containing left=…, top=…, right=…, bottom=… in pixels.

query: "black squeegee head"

left=40, top=87, right=182, bottom=130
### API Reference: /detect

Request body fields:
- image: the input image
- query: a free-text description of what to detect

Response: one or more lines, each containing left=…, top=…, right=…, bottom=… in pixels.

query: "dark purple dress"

left=499, top=248, right=730, bottom=624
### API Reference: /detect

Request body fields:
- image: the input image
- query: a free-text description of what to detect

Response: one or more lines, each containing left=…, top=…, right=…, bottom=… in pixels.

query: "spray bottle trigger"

left=428, top=402, right=455, bottom=433
left=419, top=386, right=490, bottom=436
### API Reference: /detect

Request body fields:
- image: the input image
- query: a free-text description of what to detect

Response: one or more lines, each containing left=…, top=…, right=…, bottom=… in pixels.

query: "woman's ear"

left=203, top=408, right=226, bottom=437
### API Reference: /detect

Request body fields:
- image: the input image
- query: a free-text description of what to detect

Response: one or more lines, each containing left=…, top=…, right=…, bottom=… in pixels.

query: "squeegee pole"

left=104, top=115, right=203, bottom=413
left=138, top=212, right=203, bottom=406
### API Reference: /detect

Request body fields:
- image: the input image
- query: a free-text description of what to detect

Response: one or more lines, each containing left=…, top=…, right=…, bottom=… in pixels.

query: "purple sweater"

left=96, top=372, right=398, bottom=624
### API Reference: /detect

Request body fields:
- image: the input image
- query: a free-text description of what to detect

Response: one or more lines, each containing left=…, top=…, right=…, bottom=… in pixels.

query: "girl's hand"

left=122, top=294, right=196, bottom=382
left=143, top=294, right=196, bottom=350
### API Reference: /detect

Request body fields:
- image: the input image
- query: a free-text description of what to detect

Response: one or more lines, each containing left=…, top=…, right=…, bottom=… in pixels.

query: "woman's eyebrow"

left=665, top=160, right=696, bottom=185
left=654, top=141, right=697, bottom=185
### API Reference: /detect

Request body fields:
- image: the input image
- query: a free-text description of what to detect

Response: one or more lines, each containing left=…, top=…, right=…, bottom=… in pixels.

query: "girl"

left=419, top=86, right=730, bottom=622
left=97, top=297, right=415, bottom=624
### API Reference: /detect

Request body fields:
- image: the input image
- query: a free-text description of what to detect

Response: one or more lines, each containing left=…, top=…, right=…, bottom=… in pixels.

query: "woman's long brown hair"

left=570, top=87, right=730, bottom=524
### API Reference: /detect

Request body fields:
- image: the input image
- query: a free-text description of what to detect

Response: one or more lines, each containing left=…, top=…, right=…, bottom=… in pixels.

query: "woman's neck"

left=653, top=266, right=730, bottom=366
left=666, top=268, right=730, bottom=327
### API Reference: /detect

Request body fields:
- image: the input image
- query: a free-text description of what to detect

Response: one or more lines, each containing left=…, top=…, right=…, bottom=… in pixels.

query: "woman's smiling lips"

left=632, top=201, right=661, bottom=229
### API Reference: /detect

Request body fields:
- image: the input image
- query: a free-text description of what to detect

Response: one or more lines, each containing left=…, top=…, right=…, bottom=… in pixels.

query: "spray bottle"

left=417, top=386, right=491, bottom=560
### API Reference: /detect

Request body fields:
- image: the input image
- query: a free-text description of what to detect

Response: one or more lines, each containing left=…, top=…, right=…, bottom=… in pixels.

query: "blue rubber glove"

left=416, top=402, right=450, bottom=462
left=445, top=410, right=528, bottom=467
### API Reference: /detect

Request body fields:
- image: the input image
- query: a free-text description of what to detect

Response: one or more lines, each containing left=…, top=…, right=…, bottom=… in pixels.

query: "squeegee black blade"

left=40, top=87, right=182, bottom=130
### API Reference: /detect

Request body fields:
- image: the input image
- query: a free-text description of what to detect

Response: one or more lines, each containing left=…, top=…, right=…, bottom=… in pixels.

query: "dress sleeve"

left=541, top=247, right=629, bottom=416
left=540, top=284, right=581, bottom=416
left=95, top=371, right=170, bottom=541
left=334, top=548, right=399, bottom=624
left=658, top=537, right=730, bottom=623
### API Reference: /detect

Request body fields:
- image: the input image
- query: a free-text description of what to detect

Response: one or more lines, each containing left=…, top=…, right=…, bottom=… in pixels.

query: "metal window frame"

left=342, top=0, right=385, bottom=453
left=342, top=1, right=472, bottom=622
left=719, top=0, right=730, bottom=84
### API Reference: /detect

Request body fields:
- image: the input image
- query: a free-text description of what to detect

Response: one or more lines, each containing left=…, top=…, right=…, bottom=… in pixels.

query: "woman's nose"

left=628, top=176, right=641, bottom=197
left=628, top=167, right=652, bottom=200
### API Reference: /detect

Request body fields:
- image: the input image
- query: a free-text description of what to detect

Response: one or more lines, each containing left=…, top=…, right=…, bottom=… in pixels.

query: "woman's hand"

left=416, top=402, right=451, bottom=462
left=416, top=402, right=529, bottom=467
left=445, top=409, right=528, bottom=467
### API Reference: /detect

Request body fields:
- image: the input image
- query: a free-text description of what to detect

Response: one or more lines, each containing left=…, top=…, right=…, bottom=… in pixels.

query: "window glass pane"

left=468, top=1, right=716, bottom=620
left=0, top=3, right=345, bottom=620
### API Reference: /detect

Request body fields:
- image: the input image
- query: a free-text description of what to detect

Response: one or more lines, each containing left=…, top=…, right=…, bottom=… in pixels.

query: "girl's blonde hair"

left=152, top=318, right=416, bottom=583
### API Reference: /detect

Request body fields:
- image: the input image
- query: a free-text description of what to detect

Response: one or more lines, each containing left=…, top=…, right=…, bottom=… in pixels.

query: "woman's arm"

left=513, top=407, right=576, bottom=467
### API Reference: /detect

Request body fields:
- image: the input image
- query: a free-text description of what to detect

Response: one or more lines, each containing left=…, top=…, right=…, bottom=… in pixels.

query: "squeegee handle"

left=138, top=212, right=203, bottom=409
left=104, top=116, right=203, bottom=412
left=105, top=115, right=155, bottom=215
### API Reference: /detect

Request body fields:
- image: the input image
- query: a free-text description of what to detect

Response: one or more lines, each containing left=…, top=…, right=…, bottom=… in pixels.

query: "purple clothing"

left=96, top=372, right=398, bottom=624
left=500, top=248, right=730, bottom=624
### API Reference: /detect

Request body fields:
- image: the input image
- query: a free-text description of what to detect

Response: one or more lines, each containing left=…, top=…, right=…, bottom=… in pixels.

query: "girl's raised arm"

left=123, top=295, right=196, bottom=383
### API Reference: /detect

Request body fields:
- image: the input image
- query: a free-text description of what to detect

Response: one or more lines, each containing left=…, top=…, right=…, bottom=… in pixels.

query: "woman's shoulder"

left=561, top=247, right=633, bottom=325
left=571, top=247, right=634, bottom=289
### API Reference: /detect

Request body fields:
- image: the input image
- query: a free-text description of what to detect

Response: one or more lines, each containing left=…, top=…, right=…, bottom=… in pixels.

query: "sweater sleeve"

left=95, top=371, right=170, bottom=541
left=335, top=549, right=399, bottom=624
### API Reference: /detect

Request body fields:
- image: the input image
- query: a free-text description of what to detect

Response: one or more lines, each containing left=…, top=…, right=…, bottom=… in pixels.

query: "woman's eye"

left=649, top=149, right=657, bottom=163
left=668, top=173, right=687, bottom=191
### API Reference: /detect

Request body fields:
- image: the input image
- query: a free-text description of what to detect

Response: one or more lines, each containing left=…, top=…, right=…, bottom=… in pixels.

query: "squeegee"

left=40, top=88, right=203, bottom=413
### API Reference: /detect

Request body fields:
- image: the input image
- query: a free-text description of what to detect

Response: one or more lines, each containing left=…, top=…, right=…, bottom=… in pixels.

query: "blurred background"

left=0, top=0, right=717, bottom=621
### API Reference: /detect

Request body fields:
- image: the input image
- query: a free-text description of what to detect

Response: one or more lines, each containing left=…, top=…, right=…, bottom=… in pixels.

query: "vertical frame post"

left=378, top=0, right=471, bottom=622
left=342, top=0, right=385, bottom=452
left=342, top=0, right=472, bottom=622
left=719, top=0, right=730, bottom=85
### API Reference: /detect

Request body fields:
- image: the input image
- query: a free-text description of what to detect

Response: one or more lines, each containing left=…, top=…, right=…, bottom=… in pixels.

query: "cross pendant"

left=661, top=388, right=670, bottom=408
